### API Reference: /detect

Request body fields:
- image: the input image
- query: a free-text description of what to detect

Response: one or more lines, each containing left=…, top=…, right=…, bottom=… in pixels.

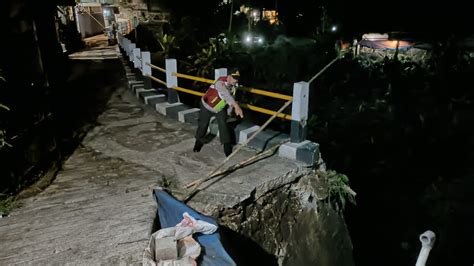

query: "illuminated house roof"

left=359, top=33, right=412, bottom=50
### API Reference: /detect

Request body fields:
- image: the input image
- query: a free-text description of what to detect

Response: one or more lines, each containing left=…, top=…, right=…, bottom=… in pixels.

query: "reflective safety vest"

left=202, top=76, right=236, bottom=111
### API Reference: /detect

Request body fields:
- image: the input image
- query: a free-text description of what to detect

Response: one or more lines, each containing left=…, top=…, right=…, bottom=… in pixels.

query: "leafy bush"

left=326, top=170, right=356, bottom=212
left=186, top=34, right=243, bottom=79
left=0, top=72, right=10, bottom=150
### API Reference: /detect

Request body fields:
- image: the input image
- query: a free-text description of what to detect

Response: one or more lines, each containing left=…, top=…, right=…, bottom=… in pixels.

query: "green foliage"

left=0, top=71, right=10, bottom=150
left=187, top=40, right=219, bottom=78
left=0, top=195, right=16, bottom=216
left=158, top=34, right=179, bottom=58
left=357, top=101, right=367, bottom=113
left=308, top=114, right=321, bottom=128
left=326, top=170, right=356, bottom=212
left=160, top=176, right=172, bottom=189
left=186, top=34, right=241, bottom=79
left=0, top=129, right=11, bottom=149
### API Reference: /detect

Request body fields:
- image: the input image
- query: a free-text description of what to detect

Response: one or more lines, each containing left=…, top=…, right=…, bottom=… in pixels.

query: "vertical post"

left=128, top=43, right=136, bottom=62
left=121, top=38, right=126, bottom=53
left=124, top=38, right=130, bottom=55
left=290, top=81, right=309, bottom=143
left=132, top=47, right=143, bottom=80
left=165, top=59, right=179, bottom=103
left=141, top=51, right=152, bottom=90
left=133, top=48, right=141, bottom=69
left=215, top=68, right=227, bottom=80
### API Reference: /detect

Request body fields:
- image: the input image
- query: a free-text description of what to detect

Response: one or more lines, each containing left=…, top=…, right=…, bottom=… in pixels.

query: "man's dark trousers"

left=195, top=102, right=232, bottom=146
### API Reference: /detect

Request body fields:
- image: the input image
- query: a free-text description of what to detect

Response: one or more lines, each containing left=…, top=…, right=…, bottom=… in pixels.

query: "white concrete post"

left=141, top=51, right=152, bottom=90
left=215, top=68, right=227, bottom=80
left=124, top=38, right=130, bottom=55
left=133, top=48, right=141, bottom=69
left=165, top=59, right=179, bottom=103
left=290, top=81, right=309, bottom=143
left=141, top=52, right=151, bottom=76
left=128, top=43, right=136, bottom=62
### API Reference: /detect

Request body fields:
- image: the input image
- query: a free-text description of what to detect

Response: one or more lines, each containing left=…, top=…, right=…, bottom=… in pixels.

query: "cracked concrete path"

left=0, top=56, right=305, bottom=264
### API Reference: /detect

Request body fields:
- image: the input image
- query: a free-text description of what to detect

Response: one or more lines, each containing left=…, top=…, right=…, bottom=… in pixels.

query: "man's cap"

left=228, top=68, right=240, bottom=79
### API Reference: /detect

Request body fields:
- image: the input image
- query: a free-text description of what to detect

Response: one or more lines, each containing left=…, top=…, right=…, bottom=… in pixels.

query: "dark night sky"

left=343, top=1, right=472, bottom=34
left=251, top=0, right=473, bottom=38
left=150, top=0, right=472, bottom=39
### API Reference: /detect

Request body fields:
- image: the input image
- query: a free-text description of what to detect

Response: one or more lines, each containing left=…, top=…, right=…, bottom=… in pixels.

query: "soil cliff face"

left=218, top=169, right=354, bottom=266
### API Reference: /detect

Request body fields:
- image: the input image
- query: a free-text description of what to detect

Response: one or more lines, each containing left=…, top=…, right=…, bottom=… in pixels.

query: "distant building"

left=262, top=9, right=279, bottom=25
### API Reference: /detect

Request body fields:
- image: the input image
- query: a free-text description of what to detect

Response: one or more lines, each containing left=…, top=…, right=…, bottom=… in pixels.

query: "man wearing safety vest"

left=193, top=68, right=244, bottom=156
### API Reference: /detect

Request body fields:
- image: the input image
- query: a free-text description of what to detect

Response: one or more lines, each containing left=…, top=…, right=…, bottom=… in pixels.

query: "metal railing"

left=118, top=33, right=310, bottom=143
left=165, top=68, right=293, bottom=120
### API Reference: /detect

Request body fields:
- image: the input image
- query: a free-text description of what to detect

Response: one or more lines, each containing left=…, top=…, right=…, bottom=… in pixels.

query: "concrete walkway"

left=0, top=46, right=305, bottom=264
left=69, top=35, right=118, bottom=60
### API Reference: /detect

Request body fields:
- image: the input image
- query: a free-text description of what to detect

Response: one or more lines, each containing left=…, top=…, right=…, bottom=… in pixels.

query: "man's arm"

left=231, top=101, right=244, bottom=118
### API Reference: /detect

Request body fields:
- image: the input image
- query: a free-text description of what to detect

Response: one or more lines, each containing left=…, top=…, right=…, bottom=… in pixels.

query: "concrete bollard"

left=165, top=59, right=179, bottom=103
left=290, top=81, right=309, bottom=143
left=128, top=43, right=136, bottom=62
left=133, top=48, right=141, bottom=69
left=215, top=68, right=227, bottom=79
left=141, top=51, right=152, bottom=90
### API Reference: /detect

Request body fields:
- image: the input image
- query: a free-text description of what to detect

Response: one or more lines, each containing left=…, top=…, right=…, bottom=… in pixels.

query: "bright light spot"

left=258, top=37, right=263, bottom=43
left=245, top=36, right=251, bottom=43
left=252, top=11, right=257, bottom=17
left=331, top=25, right=337, bottom=32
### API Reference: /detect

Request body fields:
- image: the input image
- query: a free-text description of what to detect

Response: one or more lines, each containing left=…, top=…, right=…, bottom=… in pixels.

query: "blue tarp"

left=153, top=189, right=236, bottom=266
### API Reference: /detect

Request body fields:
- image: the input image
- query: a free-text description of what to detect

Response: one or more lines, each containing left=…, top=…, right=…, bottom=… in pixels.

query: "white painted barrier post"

left=119, top=34, right=124, bottom=49
left=124, top=38, right=130, bottom=55
left=215, top=68, right=227, bottom=80
left=133, top=48, right=141, bottom=69
left=141, top=51, right=152, bottom=90
left=128, top=43, right=136, bottom=62
left=290, top=81, right=309, bottom=143
left=165, top=59, right=179, bottom=103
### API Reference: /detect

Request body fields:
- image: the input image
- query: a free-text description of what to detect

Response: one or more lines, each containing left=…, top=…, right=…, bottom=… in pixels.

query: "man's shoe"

left=193, top=141, right=203, bottom=152
left=224, top=144, right=233, bottom=157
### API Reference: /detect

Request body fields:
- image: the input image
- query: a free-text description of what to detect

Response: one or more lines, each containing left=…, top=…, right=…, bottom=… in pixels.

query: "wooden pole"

left=185, top=138, right=289, bottom=188
left=182, top=100, right=292, bottom=202
left=183, top=139, right=289, bottom=203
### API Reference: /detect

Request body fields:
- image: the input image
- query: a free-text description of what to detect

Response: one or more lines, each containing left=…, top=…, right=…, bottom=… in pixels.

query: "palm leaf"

left=0, top=104, right=9, bottom=111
